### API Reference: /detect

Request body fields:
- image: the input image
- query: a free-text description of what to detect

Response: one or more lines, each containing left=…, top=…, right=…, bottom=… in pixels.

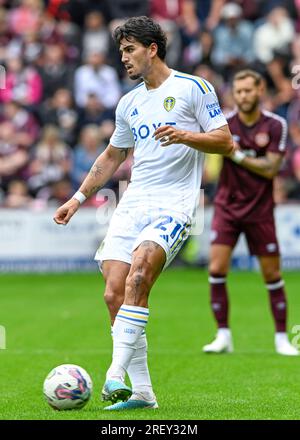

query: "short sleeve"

left=267, top=117, right=288, bottom=155
left=110, top=101, right=134, bottom=149
left=192, top=81, right=228, bottom=132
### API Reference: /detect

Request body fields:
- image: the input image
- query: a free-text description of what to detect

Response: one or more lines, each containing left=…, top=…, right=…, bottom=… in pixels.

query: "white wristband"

left=72, top=191, right=87, bottom=204
left=231, top=150, right=246, bottom=164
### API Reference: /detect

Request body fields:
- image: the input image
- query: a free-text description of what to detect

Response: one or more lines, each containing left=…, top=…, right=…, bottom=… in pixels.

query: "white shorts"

left=95, top=205, right=192, bottom=270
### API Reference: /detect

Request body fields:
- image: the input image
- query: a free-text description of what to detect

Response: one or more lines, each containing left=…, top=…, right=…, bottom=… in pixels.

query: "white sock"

left=217, top=328, right=231, bottom=338
left=106, top=305, right=149, bottom=382
left=275, top=332, right=288, bottom=344
left=127, top=331, right=155, bottom=400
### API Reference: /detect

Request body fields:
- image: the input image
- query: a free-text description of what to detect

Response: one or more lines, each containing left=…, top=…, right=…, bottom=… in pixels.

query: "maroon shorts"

left=211, top=205, right=280, bottom=256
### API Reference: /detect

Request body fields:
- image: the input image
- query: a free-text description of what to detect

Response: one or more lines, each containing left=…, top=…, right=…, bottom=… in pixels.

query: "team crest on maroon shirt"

left=255, top=132, right=270, bottom=147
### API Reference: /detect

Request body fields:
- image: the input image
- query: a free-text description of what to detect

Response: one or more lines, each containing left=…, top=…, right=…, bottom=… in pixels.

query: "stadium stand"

left=0, top=0, right=299, bottom=207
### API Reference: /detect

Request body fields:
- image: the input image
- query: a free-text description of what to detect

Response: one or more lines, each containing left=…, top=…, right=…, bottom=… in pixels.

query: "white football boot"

left=275, top=333, right=299, bottom=356
left=203, top=328, right=233, bottom=354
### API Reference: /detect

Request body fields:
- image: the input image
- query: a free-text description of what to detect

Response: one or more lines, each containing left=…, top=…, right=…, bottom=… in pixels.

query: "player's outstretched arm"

left=53, top=145, right=130, bottom=225
left=154, top=124, right=234, bottom=155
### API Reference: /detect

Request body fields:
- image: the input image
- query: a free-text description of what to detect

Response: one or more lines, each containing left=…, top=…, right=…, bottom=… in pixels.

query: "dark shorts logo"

left=164, top=97, right=176, bottom=112
left=266, top=243, right=277, bottom=252
left=210, top=230, right=218, bottom=242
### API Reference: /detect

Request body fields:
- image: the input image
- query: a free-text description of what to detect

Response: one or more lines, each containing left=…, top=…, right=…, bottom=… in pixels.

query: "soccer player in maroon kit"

left=203, top=69, right=299, bottom=356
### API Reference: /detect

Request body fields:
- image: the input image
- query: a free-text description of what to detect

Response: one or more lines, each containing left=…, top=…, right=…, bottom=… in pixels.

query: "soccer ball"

left=43, top=364, right=93, bottom=410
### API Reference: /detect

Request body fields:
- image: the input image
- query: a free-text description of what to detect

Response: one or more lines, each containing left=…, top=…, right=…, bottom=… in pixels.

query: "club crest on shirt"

left=163, top=96, right=176, bottom=112
left=255, top=132, right=270, bottom=147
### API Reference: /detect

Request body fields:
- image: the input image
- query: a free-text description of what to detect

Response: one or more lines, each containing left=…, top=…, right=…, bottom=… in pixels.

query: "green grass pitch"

left=0, top=269, right=299, bottom=420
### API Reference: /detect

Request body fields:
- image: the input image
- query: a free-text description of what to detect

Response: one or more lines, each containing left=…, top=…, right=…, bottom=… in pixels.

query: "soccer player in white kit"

left=54, top=16, right=234, bottom=410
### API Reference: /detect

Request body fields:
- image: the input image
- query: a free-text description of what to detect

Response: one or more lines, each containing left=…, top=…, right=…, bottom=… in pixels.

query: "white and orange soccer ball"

left=43, top=364, right=93, bottom=410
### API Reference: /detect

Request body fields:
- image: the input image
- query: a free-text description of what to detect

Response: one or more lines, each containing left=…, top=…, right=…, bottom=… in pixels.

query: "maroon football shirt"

left=214, top=110, right=287, bottom=221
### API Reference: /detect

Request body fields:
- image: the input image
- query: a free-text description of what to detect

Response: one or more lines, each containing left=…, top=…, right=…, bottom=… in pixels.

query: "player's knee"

left=263, top=269, right=281, bottom=283
left=104, top=290, right=117, bottom=307
left=103, top=282, right=124, bottom=310
left=209, top=261, right=227, bottom=276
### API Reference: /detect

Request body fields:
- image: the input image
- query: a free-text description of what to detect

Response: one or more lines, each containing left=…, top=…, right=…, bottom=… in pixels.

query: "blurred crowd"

left=0, top=0, right=300, bottom=209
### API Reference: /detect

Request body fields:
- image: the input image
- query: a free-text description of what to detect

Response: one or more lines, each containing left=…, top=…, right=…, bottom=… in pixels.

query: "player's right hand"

left=226, top=140, right=240, bottom=159
left=53, top=198, right=80, bottom=225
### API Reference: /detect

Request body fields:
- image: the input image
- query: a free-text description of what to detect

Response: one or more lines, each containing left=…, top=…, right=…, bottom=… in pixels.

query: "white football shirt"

left=110, top=69, right=227, bottom=218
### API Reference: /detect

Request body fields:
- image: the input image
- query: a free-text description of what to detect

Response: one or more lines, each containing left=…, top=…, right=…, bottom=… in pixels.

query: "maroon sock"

left=209, top=273, right=229, bottom=328
left=266, top=279, right=287, bottom=332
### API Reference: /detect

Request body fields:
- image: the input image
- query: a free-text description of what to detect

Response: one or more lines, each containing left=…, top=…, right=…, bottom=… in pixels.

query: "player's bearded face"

left=233, top=78, right=261, bottom=114
left=238, top=96, right=259, bottom=113
left=120, top=38, right=152, bottom=80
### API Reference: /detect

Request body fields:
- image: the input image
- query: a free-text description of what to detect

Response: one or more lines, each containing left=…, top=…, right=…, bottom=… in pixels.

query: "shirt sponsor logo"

left=131, top=121, right=176, bottom=141
left=255, top=132, right=270, bottom=147
left=206, top=101, right=222, bottom=118
left=163, top=96, right=176, bottom=112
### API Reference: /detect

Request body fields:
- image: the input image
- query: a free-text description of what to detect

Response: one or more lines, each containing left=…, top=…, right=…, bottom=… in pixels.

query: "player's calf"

left=102, top=261, right=130, bottom=322
left=103, top=288, right=124, bottom=321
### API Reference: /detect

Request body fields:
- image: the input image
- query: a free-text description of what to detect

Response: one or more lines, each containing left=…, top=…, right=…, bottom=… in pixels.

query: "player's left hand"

left=154, top=125, right=184, bottom=147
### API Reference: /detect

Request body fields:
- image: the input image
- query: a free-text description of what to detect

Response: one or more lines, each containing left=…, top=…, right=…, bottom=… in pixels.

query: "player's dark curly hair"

left=113, top=16, right=167, bottom=61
